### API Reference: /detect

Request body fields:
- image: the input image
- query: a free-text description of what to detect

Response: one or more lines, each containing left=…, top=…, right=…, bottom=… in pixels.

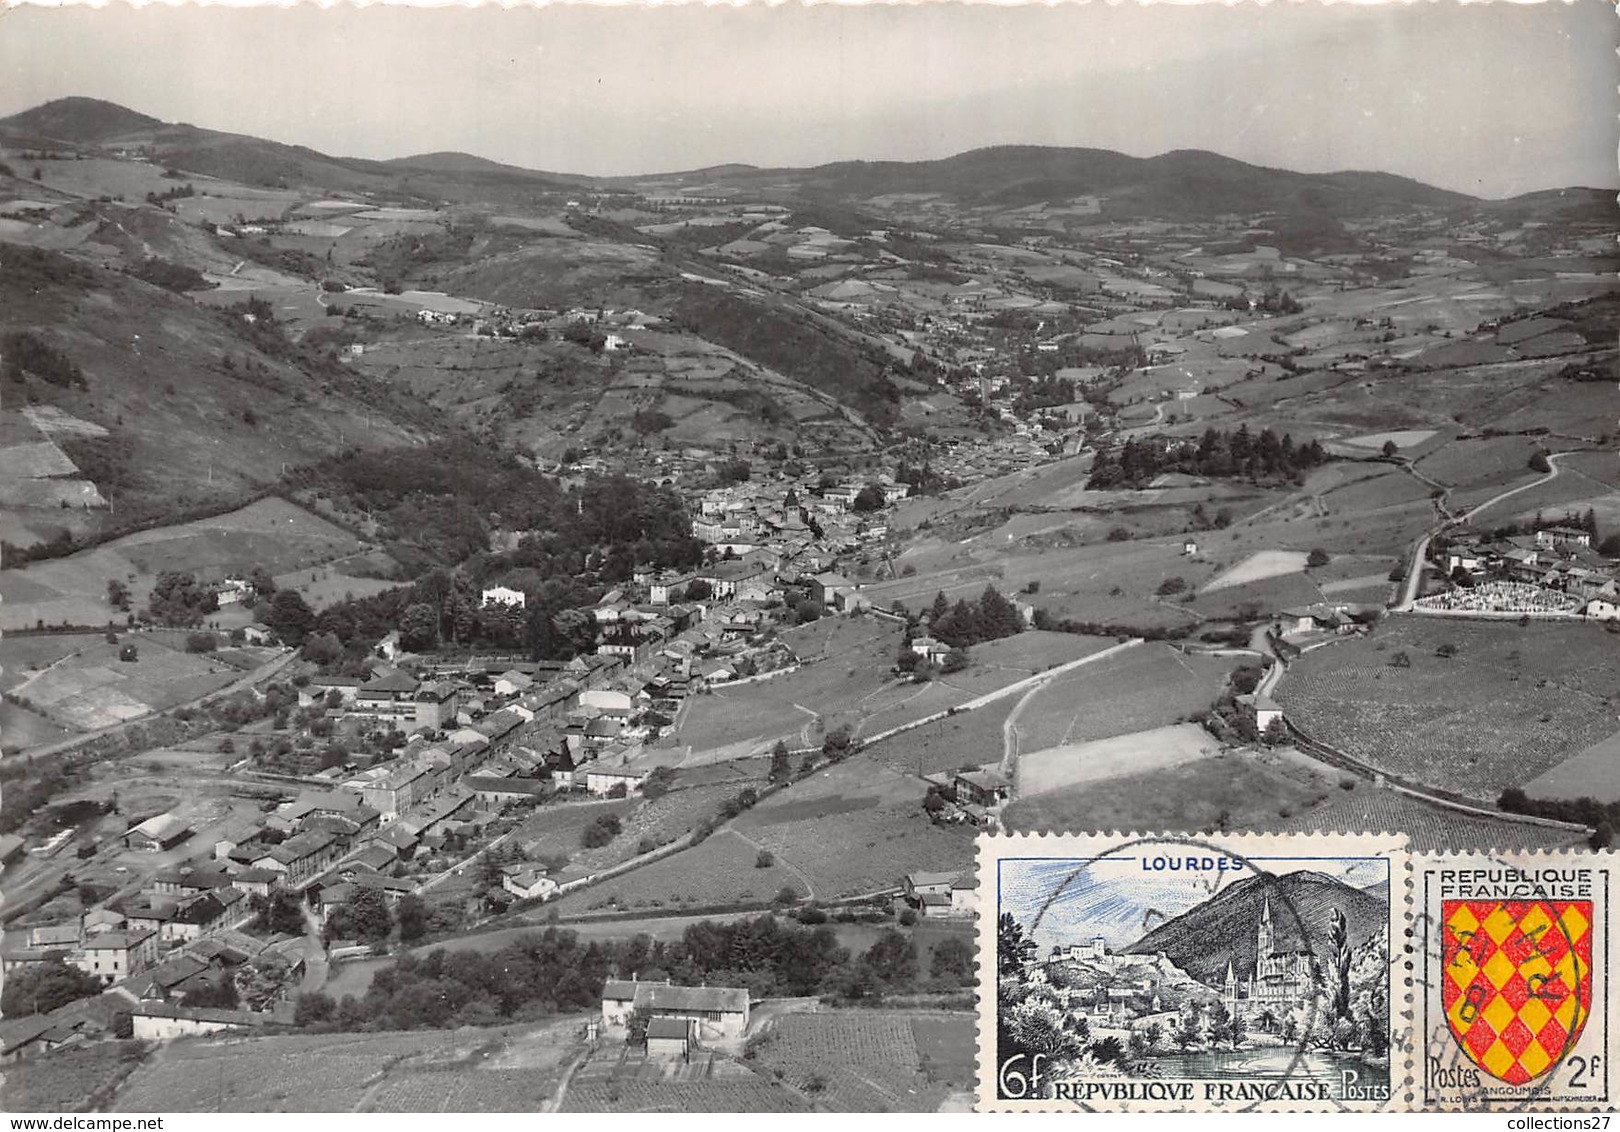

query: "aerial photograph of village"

left=0, top=0, right=1613, bottom=1115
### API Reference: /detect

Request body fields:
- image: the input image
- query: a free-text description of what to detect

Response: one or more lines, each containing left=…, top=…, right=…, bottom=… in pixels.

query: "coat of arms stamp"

left=977, top=832, right=1408, bottom=1111
left=1417, top=850, right=1614, bottom=1109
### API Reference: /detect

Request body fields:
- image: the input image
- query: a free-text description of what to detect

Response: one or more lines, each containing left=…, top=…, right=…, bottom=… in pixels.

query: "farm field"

left=749, top=1010, right=975, bottom=1112
left=512, top=797, right=637, bottom=866
left=0, top=632, right=104, bottom=691
left=110, top=1023, right=584, bottom=1112
left=1009, top=644, right=1239, bottom=751
left=1017, top=723, right=1221, bottom=798
left=736, top=758, right=975, bottom=899
left=561, top=1046, right=807, bottom=1113
left=874, top=536, right=1214, bottom=634
left=865, top=695, right=1015, bottom=776
left=0, top=497, right=365, bottom=631
left=0, top=698, right=77, bottom=751
left=1523, top=731, right=1620, bottom=804
left=1003, top=750, right=1332, bottom=834
left=1275, top=620, right=1620, bottom=801
left=1415, top=435, right=1541, bottom=496
left=1203, top=550, right=1309, bottom=592
left=547, top=828, right=810, bottom=915
left=0, top=1040, right=150, bottom=1112
left=5, top=632, right=246, bottom=731
left=1272, top=780, right=1587, bottom=851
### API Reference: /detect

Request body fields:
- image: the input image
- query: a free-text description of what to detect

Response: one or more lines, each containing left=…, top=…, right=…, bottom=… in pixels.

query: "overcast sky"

left=0, top=2, right=1612, bottom=198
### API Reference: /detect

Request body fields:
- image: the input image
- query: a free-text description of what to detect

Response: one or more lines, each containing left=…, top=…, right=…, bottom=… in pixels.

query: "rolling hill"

left=626, top=145, right=1478, bottom=218
left=0, top=96, right=162, bottom=146
left=1124, top=868, right=1387, bottom=987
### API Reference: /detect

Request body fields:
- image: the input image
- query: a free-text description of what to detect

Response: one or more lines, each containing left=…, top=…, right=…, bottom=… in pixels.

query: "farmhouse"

left=601, top=978, right=750, bottom=1039
left=952, top=770, right=1010, bottom=807
left=501, top=866, right=558, bottom=902
left=1237, top=693, right=1286, bottom=733
left=241, top=624, right=276, bottom=646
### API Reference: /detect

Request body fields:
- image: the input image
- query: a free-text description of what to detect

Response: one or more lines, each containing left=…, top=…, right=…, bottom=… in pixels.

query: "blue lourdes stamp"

left=976, top=832, right=1408, bottom=1111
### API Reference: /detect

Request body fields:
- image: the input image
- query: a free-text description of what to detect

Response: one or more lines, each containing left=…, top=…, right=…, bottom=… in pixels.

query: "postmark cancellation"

left=977, top=832, right=1408, bottom=1112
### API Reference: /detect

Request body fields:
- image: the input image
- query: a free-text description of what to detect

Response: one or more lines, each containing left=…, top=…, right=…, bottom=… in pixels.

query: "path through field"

left=997, top=638, right=1143, bottom=779
left=724, top=827, right=816, bottom=900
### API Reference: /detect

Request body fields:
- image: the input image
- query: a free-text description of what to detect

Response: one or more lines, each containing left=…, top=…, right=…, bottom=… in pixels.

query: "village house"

left=1537, top=526, right=1592, bottom=550
left=601, top=978, right=750, bottom=1040
left=415, top=680, right=462, bottom=730
left=240, top=623, right=276, bottom=646
left=584, top=765, right=648, bottom=797
left=501, top=865, right=559, bottom=903
left=130, top=1002, right=269, bottom=1041
left=73, top=929, right=159, bottom=986
left=250, top=829, right=342, bottom=887
left=952, top=769, right=1011, bottom=808
left=465, top=775, right=551, bottom=811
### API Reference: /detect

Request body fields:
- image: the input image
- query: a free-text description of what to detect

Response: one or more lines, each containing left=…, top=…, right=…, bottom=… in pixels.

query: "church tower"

left=1257, top=896, right=1275, bottom=962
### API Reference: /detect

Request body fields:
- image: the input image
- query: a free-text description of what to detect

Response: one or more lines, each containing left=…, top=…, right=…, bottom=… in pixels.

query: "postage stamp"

left=1415, top=849, right=1614, bottom=1110
left=977, top=832, right=1408, bottom=1112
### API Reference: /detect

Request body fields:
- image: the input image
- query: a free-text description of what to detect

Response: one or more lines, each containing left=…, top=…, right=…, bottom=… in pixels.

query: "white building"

left=481, top=586, right=527, bottom=609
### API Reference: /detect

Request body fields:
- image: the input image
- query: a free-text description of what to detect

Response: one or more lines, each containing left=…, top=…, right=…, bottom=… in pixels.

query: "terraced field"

left=1275, top=620, right=1620, bottom=801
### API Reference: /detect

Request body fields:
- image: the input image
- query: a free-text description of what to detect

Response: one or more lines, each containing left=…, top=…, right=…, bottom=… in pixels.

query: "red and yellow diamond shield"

left=1442, top=899, right=1593, bottom=1085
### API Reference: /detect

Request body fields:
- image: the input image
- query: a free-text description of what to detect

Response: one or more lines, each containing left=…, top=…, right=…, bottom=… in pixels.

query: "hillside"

left=1124, top=869, right=1387, bottom=987
left=0, top=96, right=162, bottom=145
left=0, top=243, right=429, bottom=542
left=634, top=145, right=1477, bottom=218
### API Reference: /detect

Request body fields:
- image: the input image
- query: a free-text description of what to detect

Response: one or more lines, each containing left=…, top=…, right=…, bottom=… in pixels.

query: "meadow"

left=1274, top=620, right=1620, bottom=801
left=0, top=497, right=365, bottom=631
left=110, top=1024, right=584, bottom=1113
left=1009, top=644, right=1239, bottom=751
left=6, top=631, right=245, bottom=731
left=1017, top=723, right=1221, bottom=798
left=1004, top=750, right=1331, bottom=834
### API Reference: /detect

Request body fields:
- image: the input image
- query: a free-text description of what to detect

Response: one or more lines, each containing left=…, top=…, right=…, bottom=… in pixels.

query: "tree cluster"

left=924, top=586, right=1025, bottom=649
left=1088, top=426, right=1326, bottom=489
left=3, top=330, right=85, bottom=389
left=295, top=915, right=969, bottom=1034
left=146, top=571, right=220, bottom=627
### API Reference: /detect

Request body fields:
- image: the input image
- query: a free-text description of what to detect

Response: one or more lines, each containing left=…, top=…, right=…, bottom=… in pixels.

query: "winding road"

left=1393, top=451, right=1570, bottom=612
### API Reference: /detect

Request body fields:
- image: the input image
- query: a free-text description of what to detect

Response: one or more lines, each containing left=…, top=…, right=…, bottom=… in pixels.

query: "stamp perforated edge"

left=1410, top=847, right=1619, bottom=1113
left=973, top=830, right=1413, bottom=1113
